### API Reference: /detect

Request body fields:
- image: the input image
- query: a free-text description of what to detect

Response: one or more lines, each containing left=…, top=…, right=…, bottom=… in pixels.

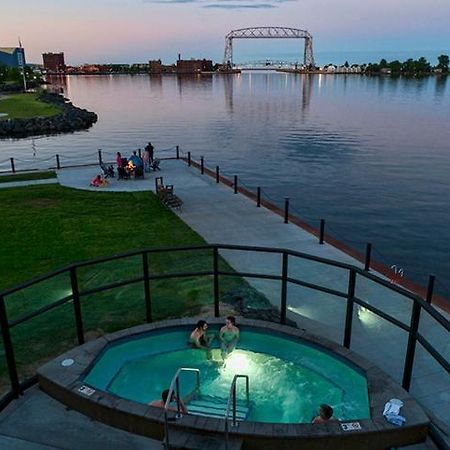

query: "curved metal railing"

left=224, top=374, right=250, bottom=449
left=163, top=367, right=200, bottom=449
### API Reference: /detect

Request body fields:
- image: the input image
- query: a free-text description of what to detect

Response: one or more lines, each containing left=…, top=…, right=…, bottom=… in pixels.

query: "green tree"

left=388, top=60, right=402, bottom=73
left=437, top=54, right=449, bottom=72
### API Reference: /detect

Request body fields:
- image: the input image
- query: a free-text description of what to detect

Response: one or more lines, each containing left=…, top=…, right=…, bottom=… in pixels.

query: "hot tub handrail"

left=163, top=367, right=200, bottom=449
left=224, top=374, right=250, bottom=449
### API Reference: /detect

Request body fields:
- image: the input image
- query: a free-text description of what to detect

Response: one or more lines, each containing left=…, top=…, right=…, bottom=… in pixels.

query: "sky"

left=1, top=0, right=449, bottom=65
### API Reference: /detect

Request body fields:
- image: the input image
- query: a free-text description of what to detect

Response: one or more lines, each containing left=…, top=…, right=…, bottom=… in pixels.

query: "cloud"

left=143, top=0, right=292, bottom=8
left=204, top=3, right=276, bottom=7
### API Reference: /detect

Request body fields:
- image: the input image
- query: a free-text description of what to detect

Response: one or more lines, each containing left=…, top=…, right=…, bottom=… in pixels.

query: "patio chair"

left=151, top=158, right=161, bottom=171
left=100, top=163, right=115, bottom=178
left=134, top=166, right=144, bottom=179
left=117, top=166, right=130, bottom=180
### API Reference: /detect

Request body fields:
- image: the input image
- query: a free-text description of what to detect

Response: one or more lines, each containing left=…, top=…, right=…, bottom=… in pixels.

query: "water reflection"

left=435, top=75, right=448, bottom=102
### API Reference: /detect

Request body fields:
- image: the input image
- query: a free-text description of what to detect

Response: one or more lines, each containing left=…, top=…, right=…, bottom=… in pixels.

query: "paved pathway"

left=0, top=387, right=162, bottom=450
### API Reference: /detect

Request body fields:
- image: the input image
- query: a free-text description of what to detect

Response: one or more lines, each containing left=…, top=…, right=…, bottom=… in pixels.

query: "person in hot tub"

left=219, top=316, right=240, bottom=359
left=189, top=320, right=214, bottom=350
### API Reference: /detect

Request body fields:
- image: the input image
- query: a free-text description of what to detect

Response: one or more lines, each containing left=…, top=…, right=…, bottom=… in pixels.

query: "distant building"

left=176, top=59, right=213, bottom=74
left=0, top=47, right=26, bottom=68
left=149, top=59, right=176, bottom=74
left=42, top=52, right=66, bottom=73
left=149, top=59, right=162, bottom=74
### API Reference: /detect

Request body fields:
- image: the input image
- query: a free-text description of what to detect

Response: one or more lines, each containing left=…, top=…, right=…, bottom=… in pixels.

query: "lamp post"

left=18, top=38, right=27, bottom=92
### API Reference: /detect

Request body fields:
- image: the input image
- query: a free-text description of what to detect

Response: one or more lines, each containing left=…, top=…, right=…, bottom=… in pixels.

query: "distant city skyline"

left=1, top=0, right=449, bottom=65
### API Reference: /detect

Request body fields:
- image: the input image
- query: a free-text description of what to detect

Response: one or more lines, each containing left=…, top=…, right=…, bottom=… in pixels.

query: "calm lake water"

left=1, top=73, right=450, bottom=299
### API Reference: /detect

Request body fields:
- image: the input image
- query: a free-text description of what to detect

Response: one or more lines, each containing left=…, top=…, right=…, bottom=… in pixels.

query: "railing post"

left=343, top=269, right=356, bottom=349
left=402, top=300, right=422, bottom=391
left=257, top=187, right=261, bottom=207
left=0, top=295, right=21, bottom=398
left=426, top=274, right=435, bottom=304
left=176, top=377, right=181, bottom=418
left=364, top=243, right=372, bottom=271
left=234, top=175, right=238, bottom=194
left=284, top=198, right=289, bottom=224
left=143, top=252, right=152, bottom=323
left=10, top=157, right=15, bottom=173
left=200, top=156, right=204, bottom=174
left=232, top=383, right=237, bottom=426
left=155, top=176, right=163, bottom=192
left=176, top=145, right=180, bottom=159
left=213, top=247, right=220, bottom=317
left=56, top=154, right=61, bottom=170
left=70, top=267, right=85, bottom=345
left=188, top=151, right=191, bottom=166
left=280, top=252, right=288, bottom=325
left=216, top=166, right=220, bottom=183
left=98, top=149, right=102, bottom=165
left=319, top=219, right=325, bottom=244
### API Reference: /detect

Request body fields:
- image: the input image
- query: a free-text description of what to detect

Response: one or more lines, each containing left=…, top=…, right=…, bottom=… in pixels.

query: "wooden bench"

left=155, top=177, right=183, bottom=211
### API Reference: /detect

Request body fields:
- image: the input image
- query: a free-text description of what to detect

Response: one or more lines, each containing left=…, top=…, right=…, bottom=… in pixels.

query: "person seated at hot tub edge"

left=312, top=404, right=336, bottom=424
left=129, top=150, right=143, bottom=167
left=219, top=316, right=240, bottom=359
left=189, top=320, right=214, bottom=349
left=149, top=389, right=188, bottom=414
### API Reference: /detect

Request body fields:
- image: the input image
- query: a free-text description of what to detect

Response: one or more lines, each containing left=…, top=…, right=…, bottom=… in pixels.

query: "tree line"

left=364, top=54, right=449, bottom=75
left=0, top=65, right=43, bottom=91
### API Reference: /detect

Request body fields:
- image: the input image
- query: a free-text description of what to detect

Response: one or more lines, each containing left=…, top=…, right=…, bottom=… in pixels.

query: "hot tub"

left=37, top=318, right=429, bottom=449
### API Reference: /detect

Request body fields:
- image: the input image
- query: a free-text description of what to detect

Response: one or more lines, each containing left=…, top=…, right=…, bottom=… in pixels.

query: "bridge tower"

left=223, top=27, right=315, bottom=68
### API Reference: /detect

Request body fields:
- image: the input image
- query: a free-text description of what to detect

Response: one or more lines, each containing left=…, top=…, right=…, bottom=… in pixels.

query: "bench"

left=156, top=177, right=183, bottom=211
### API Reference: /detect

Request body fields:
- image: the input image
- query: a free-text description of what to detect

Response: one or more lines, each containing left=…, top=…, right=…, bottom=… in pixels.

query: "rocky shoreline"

left=0, top=92, right=98, bottom=139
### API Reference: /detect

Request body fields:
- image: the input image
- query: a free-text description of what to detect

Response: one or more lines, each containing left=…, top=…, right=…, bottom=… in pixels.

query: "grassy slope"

left=0, top=185, right=246, bottom=386
left=0, top=171, right=57, bottom=183
left=0, top=93, right=62, bottom=120
left=0, top=184, right=204, bottom=291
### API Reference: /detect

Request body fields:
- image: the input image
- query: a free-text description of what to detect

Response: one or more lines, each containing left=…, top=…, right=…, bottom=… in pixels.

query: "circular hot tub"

left=37, top=318, right=429, bottom=449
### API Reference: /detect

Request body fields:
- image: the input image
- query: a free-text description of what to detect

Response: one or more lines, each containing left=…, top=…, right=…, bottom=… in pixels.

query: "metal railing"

left=224, top=374, right=250, bottom=449
left=163, top=367, right=200, bottom=449
left=0, top=244, right=449, bottom=445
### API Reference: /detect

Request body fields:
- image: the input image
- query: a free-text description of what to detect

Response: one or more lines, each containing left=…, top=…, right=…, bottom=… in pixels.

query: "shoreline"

left=0, top=92, right=98, bottom=139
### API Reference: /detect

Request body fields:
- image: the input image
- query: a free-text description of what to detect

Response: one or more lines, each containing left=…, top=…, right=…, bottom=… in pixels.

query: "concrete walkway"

left=0, top=387, right=162, bottom=450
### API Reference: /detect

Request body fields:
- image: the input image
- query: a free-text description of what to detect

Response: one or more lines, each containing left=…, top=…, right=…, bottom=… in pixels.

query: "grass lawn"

left=0, top=170, right=57, bottom=183
left=0, top=93, right=62, bottom=120
left=0, top=185, right=254, bottom=390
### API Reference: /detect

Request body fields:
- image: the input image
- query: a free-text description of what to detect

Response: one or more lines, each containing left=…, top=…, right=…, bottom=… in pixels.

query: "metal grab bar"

left=224, top=374, right=250, bottom=449
left=163, top=367, right=200, bottom=449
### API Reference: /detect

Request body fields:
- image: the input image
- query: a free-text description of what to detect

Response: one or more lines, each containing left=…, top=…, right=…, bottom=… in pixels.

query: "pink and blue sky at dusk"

left=1, top=0, right=449, bottom=65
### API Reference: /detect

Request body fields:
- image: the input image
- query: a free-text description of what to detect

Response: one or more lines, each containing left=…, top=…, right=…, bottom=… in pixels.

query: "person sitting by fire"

left=129, top=150, right=143, bottom=168
left=90, top=174, right=108, bottom=187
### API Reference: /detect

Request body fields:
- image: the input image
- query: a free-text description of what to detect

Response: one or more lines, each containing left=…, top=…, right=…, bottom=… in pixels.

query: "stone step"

left=187, top=395, right=250, bottom=421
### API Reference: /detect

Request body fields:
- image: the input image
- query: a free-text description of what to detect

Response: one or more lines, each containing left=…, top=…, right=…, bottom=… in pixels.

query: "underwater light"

left=223, top=351, right=252, bottom=372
